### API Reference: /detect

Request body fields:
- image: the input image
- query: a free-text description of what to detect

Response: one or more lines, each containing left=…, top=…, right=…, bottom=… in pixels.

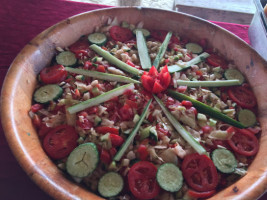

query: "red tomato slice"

left=31, top=104, right=43, bottom=113
left=109, top=26, right=133, bottom=42
left=182, top=153, right=218, bottom=192
left=95, top=126, right=119, bottom=135
left=69, top=36, right=90, bottom=55
left=206, top=54, right=228, bottom=69
left=96, top=65, right=106, bottom=73
left=43, top=125, right=78, bottom=160
left=110, top=134, right=124, bottom=147
left=227, top=128, right=259, bottom=156
left=40, top=64, right=67, bottom=84
left=188, top=189, right=216, bottom=199
left=228, top=85, right=257, bottom=109
left=128, top=161, right=160, bottom=199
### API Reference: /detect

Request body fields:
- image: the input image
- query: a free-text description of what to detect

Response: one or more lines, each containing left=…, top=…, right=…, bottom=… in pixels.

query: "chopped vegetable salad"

left=29, top=18, right=260, bottom=200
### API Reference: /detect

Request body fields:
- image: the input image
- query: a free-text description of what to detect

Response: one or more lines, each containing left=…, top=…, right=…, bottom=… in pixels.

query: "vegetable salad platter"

left=2, top=7, right=267, bottom=200
left=28, top=17, right=261, bottom=200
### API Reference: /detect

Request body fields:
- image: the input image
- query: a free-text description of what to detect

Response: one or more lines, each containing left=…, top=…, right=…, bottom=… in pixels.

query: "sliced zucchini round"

left=224, top=69, right=245, bottom=84
left=66, top=143, right=99, bottom=178
left=133, top=28, right=151, bottom=38
left=185, top=43, right=203, bottom=54
left=56, top=51, right=77, bottom=67
left=88, top=32, right=107, bottom=46
left=98, top=172, right=124, bottom=198
left=212, top=148, right=237, bottom=173
left=156, top=163, right=183, bottom=192
left=238, top=109, right=257, bottom=127
left=33, top=84, right=63, bottom=104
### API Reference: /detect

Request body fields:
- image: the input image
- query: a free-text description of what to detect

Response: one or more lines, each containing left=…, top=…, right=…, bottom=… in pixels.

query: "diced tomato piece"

left=83, top=61, right=93, bottom=70
left=126, top=59, right=135, bottom=67
left=137, top=145, right=149, bottom=161
left=187, top=106, right=198, bottom=116
left=100, top=148, right=111, bottom=164
left=181, top=100, right=193, bottom=108
left=202, top=125, right=213, bottom=134
left=152, top=80, right=164, bottom=93
left=109, top=147, right=117, bottom=158
left=196, top=70, right=203, bottom=76
left=148, top=66, right=159, bottom=77
left=31, top=104, right=43, bottom=113
left=32, top=114, right=41, bottom=128
left=119, top=103, right=134, bottom=121
left=110, top=134, right=124, bottom=147
left=177, top=85, right=188, bottom=93
left=126, top=99, right=138, bottom=109
left=141, top=75, right=154, bottom=91
left=96, top=65, right=106, bottom=73
left=86, top=106, right=99, bottom=114
left=147, top=113, right=155, bottom=122
left=95, top=126, right=119, bottom=135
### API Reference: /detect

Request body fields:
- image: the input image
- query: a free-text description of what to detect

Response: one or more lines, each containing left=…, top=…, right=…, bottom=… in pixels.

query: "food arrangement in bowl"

left=28, top=17, right=261, bottom=200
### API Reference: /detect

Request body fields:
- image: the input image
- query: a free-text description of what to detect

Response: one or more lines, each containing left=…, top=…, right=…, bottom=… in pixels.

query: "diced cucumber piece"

left=136, top=30, right=152, bottom=70
left=153, top=32, right=172, bottom=69
left=34, top=84, right=63, bottom=104
left=98, top=172, right=124, bottom=198
left=133, top=28, right=151, bottom=38
left=114, top=99, right=152, bottom=161
left=212, top=148, right=237, bottom=173
left=133, top=114, right=140, bottom=123
left=68, top=83, right=134, bottom=114
left=224, top=69, right=245, bottom=84
left=185, top=43, right=203, bottom=54
left=90, top=44, right=141, bottom=76
left=156, top=163, right=183, bottom=192
left=154, top=95, right=206, bottom=155
left=91, top=87, right=100, bottom=96
left=197, top=113, right=207, bottom=121
left=56, top=51, right=77, bottom=67
left=94, top=116, right=102, bottom=126
left=167, top=90, right=246, bottom=129
left=121, top=21, right=129, bottom=28
left=149, top=126, right=158, bottom=141
left=65, top=67, right=140, bottom=84
left=66, top=143, right=99, bottom=178
left=140, top=126, right=151, bottom=140
left=209, top=118, right=217, bottom=127
left=176, top=79, right=241, bottom=87
left=238, top=109, right=257, bottom=127
left=88, top=32, right=107, bottom=46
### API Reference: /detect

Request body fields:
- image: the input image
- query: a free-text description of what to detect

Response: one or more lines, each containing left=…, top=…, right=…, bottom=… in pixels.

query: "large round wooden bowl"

left=1, top=7, right=267, bottom=200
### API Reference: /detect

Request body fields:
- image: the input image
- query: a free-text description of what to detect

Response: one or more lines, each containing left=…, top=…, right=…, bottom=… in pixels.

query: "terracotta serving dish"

left=1, top=7, right=267, bottom=200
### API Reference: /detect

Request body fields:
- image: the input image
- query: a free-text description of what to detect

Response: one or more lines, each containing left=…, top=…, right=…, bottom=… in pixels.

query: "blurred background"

left=69, top=0, right=256, bottom=24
